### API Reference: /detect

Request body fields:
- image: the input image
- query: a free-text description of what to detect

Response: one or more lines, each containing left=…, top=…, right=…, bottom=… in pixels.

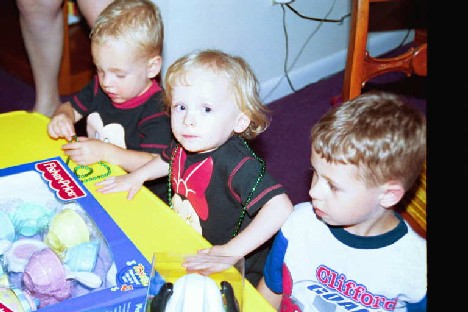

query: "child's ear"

left=147, top=55, right=162, bottom=79
left=233, top=113, right=251, bottom=134
left=379, top=181, right=405, bottom=208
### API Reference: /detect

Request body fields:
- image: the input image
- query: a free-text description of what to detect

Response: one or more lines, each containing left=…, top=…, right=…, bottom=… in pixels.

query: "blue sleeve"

left=407, top=294, right=426, bottom=312
left=263, top=230, right=288, bottom=293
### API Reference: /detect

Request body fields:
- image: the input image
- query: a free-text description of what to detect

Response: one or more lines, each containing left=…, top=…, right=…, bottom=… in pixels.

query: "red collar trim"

left=111, top=80, right=161, bottom=109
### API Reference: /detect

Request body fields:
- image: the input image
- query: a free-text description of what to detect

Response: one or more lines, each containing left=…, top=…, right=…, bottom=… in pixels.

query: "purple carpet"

left=0, top=68, right=35, bottom=113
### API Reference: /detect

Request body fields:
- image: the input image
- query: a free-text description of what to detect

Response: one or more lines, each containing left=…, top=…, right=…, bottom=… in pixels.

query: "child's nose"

left=308, top=175, right=320, bottom=199
left=183, top=111, right=196, bottom=126
left=100, top=73, right=112, bottom=88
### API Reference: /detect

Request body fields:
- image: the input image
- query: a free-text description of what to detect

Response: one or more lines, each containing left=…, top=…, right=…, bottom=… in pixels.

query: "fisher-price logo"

left=35, top=160, right=86, bottom=200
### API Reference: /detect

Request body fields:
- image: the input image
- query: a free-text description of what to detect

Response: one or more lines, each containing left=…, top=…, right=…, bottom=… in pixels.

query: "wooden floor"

left=0, top=0, right=94, bottom=95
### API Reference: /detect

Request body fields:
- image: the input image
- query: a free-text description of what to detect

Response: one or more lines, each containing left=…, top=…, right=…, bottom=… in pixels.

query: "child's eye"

left=173, top=104, right=186, bottom=112
left=327, top=180, right=338, bottom=192
left=116, top=74, right=126, bottom=79
left=204, top=107, right=212, bottom=113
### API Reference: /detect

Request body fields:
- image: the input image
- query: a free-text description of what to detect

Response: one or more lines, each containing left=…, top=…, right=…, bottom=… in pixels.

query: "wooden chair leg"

left=342, top=0, right=370, bottom=102
left=341, top=0, right=427, bottom=102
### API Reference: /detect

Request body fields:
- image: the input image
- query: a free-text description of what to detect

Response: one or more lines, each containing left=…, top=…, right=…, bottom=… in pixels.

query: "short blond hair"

left=90, top=0, right=163, bottom=59
left=164, top=49, right=270, bottom=140
left=311, top=91, right=426, bottom=191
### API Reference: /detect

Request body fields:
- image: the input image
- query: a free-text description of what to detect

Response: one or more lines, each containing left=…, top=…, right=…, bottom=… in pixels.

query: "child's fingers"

left=95, top=176, right=115, bottom=187
left=127, top=187, right=139, bottom=200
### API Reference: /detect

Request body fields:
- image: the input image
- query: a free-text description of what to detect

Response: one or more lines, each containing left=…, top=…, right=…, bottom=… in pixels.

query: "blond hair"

left=310, top=91, right=426, bottom=190
left=164, top=49, right=270, bottom=140
left=90, top=0, right=163, bottom=59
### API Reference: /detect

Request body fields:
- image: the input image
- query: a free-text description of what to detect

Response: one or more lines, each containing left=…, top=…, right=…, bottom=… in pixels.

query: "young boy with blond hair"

left=258, top=91, right=427, bottom=311
left=47, top=0, right=171, bottom=201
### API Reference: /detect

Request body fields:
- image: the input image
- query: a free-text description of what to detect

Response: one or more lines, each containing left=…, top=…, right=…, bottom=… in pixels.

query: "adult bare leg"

left=16, top=0, right=112, bottom=117
left=17, top=0, right=63, bottom=117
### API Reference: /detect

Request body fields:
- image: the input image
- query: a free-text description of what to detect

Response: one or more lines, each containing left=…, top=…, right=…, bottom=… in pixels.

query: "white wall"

left=155, top=0, right=413, bottom=104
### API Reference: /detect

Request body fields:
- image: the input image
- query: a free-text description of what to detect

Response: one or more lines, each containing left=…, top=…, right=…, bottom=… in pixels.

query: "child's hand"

left=47, top=113, right=75, bottom=141
left=182, top=247, right=242, bottom=276
left=62, top=137, right=107, bottom=166
left=95, top=173, right=145, bottom=200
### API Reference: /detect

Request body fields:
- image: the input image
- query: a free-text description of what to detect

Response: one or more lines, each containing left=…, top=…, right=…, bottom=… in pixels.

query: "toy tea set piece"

left=22, top=247, right=102, bottom=308
left=7, top=202, right=54, bottom=238
left=0, top=286, right=37, bottom=312
left=4, top=239, right=48, bottom=273
left=63, top=240, right=100, bottom=272
left=44, top=204, right=100, bottom=272
left=44, top=208, right=90, bottom=256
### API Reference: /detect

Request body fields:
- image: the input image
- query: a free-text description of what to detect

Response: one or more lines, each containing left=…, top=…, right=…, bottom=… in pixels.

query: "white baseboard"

left=260, top=30, right=414, bottom=104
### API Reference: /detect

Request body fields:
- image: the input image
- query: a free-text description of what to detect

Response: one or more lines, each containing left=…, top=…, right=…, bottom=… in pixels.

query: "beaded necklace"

left=65, top=135, right=111, bottom=183
left=167, top=138, right=266, bottom=237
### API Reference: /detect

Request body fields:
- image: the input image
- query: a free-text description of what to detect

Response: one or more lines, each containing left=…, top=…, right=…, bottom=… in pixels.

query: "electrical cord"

left=395, top=28, right=411, bottom=50
left=281, top=5, right=294, bottom=92
left=285, top=3, right=350, bottom=24
left=263, top=0, right=347, bottom=101
left=283, top=0, right=341, bottom=93
left=263, top=1, right=414, bottom=103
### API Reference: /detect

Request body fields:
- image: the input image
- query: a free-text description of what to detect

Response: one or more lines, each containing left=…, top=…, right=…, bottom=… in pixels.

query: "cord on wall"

left=263, top=0, right=346, bottom=101
left=263, top=1, right=413, bottom=103
left=285, top=3, right=349, bottom=24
